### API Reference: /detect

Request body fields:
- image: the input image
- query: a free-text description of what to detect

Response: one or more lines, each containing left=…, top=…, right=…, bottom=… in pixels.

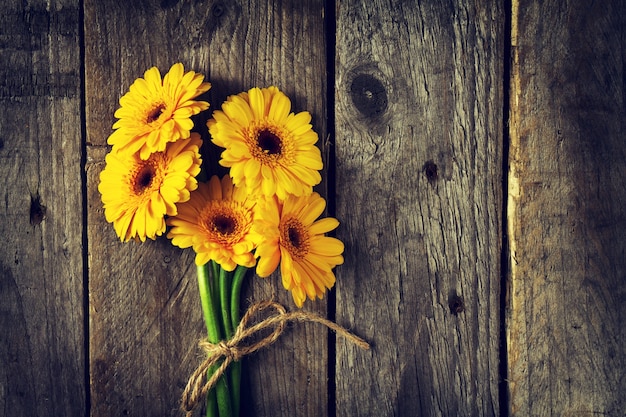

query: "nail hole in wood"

left=448, top=292, right=464, bottom=316
left=30, top=193, right=47, bottom=226
left=423, top=160, right=438, bottom=183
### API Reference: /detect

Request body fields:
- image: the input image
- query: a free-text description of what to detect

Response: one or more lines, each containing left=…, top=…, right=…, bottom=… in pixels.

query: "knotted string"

left=181, top=300, right=370, bottom=416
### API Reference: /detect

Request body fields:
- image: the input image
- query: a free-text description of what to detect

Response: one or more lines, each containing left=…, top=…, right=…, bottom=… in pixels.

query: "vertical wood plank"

left=85, top=1, right=328, bottom=415
left=508, top=1, right=626, bottom=415
left=0, top=0, right=85, bottom=416
left=334, top=1, right=504, bottom=415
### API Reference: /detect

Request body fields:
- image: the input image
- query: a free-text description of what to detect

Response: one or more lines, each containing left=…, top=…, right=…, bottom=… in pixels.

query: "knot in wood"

left=159, top=0, right=178, bottom=9
left=350, top=74, right=388, bottom=118
left=211, top=2, right=225, bottom=17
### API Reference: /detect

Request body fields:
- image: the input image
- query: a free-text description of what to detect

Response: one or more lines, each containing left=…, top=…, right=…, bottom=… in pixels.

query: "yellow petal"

left=309, top=218, right=340, bottom=235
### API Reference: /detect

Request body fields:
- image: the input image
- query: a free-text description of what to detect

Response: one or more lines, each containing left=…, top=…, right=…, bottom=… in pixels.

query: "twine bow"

left=181, top=300, right=370, bottom=416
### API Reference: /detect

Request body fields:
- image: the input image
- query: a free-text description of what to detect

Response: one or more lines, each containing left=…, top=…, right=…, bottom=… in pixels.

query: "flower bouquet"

left=98, top=63, right=368, bottom=417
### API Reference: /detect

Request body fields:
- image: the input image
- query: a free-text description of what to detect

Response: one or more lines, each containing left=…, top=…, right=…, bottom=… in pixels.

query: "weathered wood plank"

left=508, top=1, right=626, bottom=415
left=0, top=0, right=85, bottom=416
left=85, top=0, right=329, bottom=415
left=335, top=1, right=504, bottom=416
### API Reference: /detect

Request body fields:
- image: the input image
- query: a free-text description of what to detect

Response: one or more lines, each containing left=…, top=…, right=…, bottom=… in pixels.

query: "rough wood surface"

left=5, top=1, right=626, bottom=416
left=334, top=1, right=504, bottom=416
left=507, top=1, right=626, bottom=415
left=84, top=0, right=329, bottom=415
left=0, top=0, right=85, bottom=416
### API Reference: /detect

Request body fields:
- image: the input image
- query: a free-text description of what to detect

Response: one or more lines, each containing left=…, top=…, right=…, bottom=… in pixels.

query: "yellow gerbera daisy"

left=98, top=133, right=203, bottom=242
left=108, top=63, right=211, bottom=160
left=207, top=86, right=323, bottom=200
left=166, top=175, right=257, bottom=271
left=253, top=192, right=344, bottom=307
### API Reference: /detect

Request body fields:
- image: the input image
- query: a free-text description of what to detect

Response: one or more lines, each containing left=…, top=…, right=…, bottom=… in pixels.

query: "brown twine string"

left=181, top=300, right=370, bottom=416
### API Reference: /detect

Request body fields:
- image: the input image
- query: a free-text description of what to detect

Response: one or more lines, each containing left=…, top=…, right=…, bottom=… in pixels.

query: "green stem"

left=219, top=267, right=234, bottom=339
left=197, top=264, right=220, bottom=339
left=219, top=267, right=242, bottom=416
left=196, top=264, right=219, bottom=417
left=198, top=263, right=232, bottom=417
left=228, top=265, right=248, bottom=417
left=210, top=261, right=220, bottom=298
left=230, top=265, right=247, bottom=328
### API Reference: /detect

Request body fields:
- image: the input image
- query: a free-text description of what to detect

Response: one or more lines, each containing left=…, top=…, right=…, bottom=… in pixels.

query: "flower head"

left=207, top=86, right=323, bottom=200
left=98, top=133, right=203, bottom=242
left=108, top=63, right=211, bottom=159
left=253, top=192, right=344, bottom=307
left=167, top=175, right=258, bottom=271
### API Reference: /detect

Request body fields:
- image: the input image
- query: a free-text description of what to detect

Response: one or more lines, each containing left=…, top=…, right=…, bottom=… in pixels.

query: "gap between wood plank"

left=500, top=0, right=515, bottom=416
left=78, top=0, right=91, bottom=415
left=324, top=1, right=338, bottom=416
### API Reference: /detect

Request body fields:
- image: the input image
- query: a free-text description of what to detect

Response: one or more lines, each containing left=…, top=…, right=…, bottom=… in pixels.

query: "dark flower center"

left=146, top=104, right=166, bottom=123
left=282, top=219, right=309, bottom=259
left=257, top=129, right=282, bottom=155
left=133, top=164, right=156, bottom=194
left=212, top=214, right=236, bottom=235
left=288, top=226, right=303, bottom=248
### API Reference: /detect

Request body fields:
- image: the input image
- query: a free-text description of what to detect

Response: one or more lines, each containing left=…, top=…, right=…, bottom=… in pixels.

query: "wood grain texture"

left=508, top=1, right=626, bottom=415
left=0, top=0, right=85, bottom=416
left=7, top=1, right=625, bottom=415
left=334, top=1, right=504, bottom=416
left=85, top=0, right=329, bottom=415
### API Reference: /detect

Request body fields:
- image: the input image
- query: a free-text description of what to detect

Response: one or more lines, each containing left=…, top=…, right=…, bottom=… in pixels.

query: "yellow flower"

left=108, top=63, right=211, bottom=160
left=253, top=192, right=344, bottom=307
left=207, top=86, right=323, bottom=200
left=167, top=175, right=257, bottom=271
left=98, top=133, right=203, bottom=242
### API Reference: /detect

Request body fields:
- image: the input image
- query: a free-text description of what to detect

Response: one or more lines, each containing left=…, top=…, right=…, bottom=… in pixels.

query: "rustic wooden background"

left=1, top=0, right=624, bottom=416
